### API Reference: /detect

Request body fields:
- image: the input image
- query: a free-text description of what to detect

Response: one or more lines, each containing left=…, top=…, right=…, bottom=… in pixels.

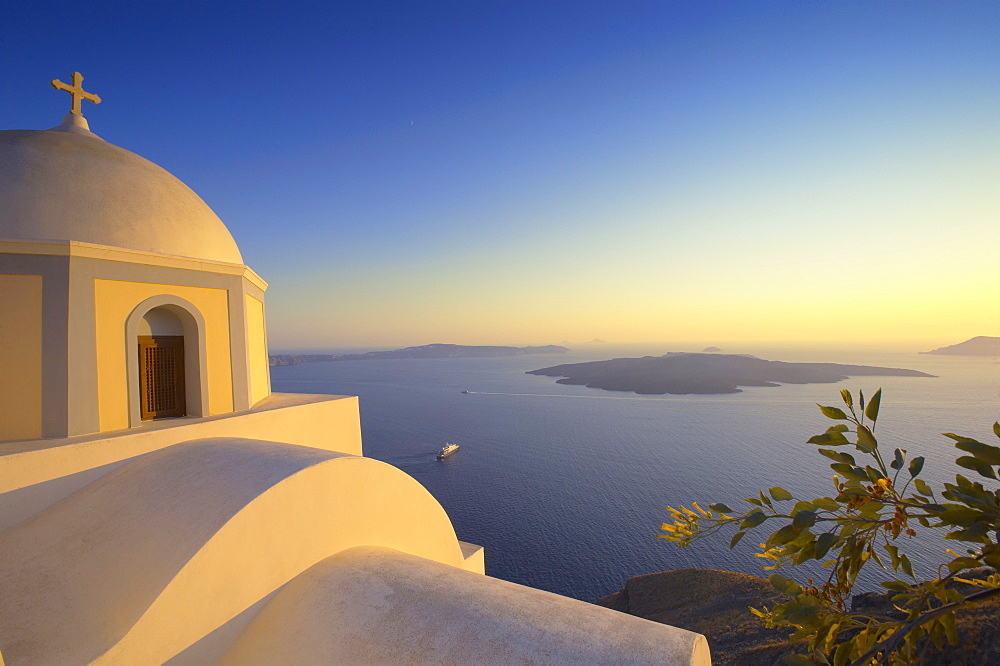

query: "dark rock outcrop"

left=599, top=568, right=1000, bottom=665
left=597, top=569, right=794, bottom=665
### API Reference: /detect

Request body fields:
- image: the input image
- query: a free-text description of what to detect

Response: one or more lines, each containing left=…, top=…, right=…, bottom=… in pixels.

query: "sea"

left=271, top=344, right=1000, bottom=603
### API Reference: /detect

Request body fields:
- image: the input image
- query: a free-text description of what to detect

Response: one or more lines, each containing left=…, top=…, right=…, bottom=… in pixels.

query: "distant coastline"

left=922, top=336, right=999, bottom=356
left=527, top=352, right=934, bottom=395
left=269, top=343, right=569, bottom=367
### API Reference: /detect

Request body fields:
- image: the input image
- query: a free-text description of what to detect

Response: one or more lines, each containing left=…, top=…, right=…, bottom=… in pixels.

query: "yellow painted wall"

left=245, top=293, right=269, bottom=405
left=0, top=275, right=42, bottom=440
left=94, top=280, right=233, bottom=431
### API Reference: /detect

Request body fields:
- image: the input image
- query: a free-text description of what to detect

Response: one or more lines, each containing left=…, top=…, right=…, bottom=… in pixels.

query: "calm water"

left=271, top=346, right=1000, bottom=602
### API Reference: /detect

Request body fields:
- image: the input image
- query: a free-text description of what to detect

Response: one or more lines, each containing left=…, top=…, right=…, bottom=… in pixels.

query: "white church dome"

left=0, top=122, right=243, bottom=264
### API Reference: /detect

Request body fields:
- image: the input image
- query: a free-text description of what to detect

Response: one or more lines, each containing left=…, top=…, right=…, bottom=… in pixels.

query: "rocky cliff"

left=598, top=568, right=999, bottom=665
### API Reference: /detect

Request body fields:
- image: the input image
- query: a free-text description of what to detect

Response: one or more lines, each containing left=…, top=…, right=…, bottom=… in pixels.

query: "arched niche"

left=125, top=296, right=209, bottom=427
left=138, top=308, right=186, bottom=337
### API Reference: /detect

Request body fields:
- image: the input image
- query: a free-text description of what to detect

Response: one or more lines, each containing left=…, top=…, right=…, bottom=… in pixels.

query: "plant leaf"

left=814, top=532, right=837, bottom=559
left=768, top=523, right=805, bottom=546
left=940, top=612, right=958, bottom=645
left=864, top=388, right=881, bottom=423
left=914, top=478, right=933, bottom=496
left=808, top=431, right=850, bottom=446
left=890, top=448, right=905, bottom=470
left=768, top=573, right=802, bottom=596
left=856, top=425, right=877, bottom=454
left=741, top=510, right=767, bottom=529
left=833, top=640, right=853, bottom=666
left=792, top=509, right=817, bottom=529
left=947, top=556, right=982, bottom=573
left=830, top=463, right=870, bottom=481
left=840, top=389, right=853, bottom=408
left=955, top=440, right=1000, bottom=465
left=956, top=456, right=998, bottom=479
left=812, top=497, right=840, bottom=511
left=770, top=487, right=794, bottom=501
left=818, top=404, right=849, bottom=420
left=709, top=503, right=735, bottom=513
left=909, top=456, right=925, bottom=477
left=866, top=466, right=886, bottom=482
left=730, top=531, right=746, bottom=549
left=818, top=449, right=856, bottom=465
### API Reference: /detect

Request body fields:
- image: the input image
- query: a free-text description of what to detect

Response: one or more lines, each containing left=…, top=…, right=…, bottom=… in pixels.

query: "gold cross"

left=50, top=71, right=102, bottom=116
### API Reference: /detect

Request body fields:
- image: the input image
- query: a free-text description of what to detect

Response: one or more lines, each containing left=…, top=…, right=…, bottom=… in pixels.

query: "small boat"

left=437, top=443, right=459, bottom=459
left=461, top=390, right=470, bottom=394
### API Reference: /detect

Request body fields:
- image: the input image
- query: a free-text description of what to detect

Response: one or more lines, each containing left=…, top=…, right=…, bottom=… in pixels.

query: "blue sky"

left=4, top=1, right=998, bottom=350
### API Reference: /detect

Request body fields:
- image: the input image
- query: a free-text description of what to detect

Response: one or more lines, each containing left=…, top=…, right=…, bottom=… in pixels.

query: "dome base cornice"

left=0, top=237, right=266, bottom=290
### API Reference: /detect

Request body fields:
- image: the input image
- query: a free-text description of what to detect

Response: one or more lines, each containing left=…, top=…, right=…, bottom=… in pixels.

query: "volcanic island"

left=527, top=352, right=934, bottom=395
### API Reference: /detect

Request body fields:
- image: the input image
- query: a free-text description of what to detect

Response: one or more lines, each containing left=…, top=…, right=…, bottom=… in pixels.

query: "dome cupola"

left=0, top=72, right=242, bottom=264
left=0, top=73, right=267, bottom=442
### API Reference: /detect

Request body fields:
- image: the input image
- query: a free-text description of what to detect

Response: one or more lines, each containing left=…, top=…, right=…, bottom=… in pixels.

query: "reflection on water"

left=272, top=346, right=999, bottom=602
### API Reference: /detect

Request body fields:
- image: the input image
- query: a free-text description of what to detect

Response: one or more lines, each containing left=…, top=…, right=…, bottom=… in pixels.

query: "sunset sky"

left=4, top=1, right=998, bottom=350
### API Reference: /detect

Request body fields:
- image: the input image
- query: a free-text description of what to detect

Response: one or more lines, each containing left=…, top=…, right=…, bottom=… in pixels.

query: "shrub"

left=659, top=389, right=1000, bottom=665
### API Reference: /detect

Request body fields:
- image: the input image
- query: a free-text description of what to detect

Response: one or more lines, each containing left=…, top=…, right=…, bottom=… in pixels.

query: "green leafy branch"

left=659, top=389, right=1000, bottom=665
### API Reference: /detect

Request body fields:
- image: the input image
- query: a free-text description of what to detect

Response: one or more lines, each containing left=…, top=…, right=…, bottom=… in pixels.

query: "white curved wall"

left=0, top=438, right=466, bottom=665
left=222, top=546, right=711, bottom=665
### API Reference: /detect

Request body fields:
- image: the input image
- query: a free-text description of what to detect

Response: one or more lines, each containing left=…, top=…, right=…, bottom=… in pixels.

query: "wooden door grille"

left=138, top=336, right=185, bottom=420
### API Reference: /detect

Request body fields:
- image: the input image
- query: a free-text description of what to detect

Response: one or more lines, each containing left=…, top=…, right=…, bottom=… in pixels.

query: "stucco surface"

left=94, top=279, right=234, bottom=428
left=223, top=546, right=711, bottom=665
left=0, top=130, right=242, bottom=264
left=0, top=274, right=42, bottom=440
left=0, top=437, right=468, bottom=665
left=0, top=394, right=361, bottom=502
left=244, top=293, right=269, bottom=404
